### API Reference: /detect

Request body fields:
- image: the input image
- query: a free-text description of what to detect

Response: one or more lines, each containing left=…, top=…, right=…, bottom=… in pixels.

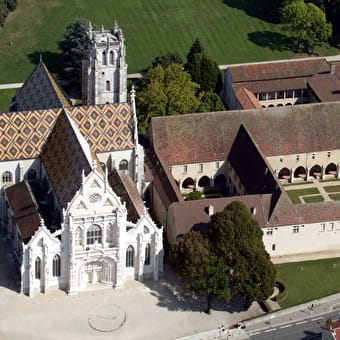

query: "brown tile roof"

left=0, top=103, right=135, bottom=161
left=5, top=181, right=41, bottom=242
left=41, top=111, right=93, bottom=209
left=149, top=102, right=340, bottom=165
left=308, top=64, right=340, bottom=102
left=322, top=320, right=340, bottom=339
left=229, top=58, right=330, bottom=83
left=14, top=61, right=71, bottom=111
left=108, top=169, right=145, bottom=222
left=168, top=195, right=270, bottom=243
left=234, top=87, right=261, bottom=109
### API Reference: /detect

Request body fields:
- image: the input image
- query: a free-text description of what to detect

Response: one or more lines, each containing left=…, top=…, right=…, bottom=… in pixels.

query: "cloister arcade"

left=277, top=162, right=339, bottom=183
left=179, top=173, right=228, bottom=193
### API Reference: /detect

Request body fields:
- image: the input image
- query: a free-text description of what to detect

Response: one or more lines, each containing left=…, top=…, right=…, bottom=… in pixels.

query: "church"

left=0, top=22, right=163, bottom=296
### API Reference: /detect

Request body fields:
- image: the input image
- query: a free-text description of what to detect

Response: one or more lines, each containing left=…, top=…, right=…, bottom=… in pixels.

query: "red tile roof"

left=5, top=181, right=41, bottom=242
left=149, top=102, right=340, bottom=165
left=234, top=87, right=261, bottom=109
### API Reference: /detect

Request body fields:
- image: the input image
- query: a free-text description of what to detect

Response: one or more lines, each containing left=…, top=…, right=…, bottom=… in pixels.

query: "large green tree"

left=281, top=0, right=332, bottom=53
left=151, top=53, right=183, bottom=69
left=58, top=18, right=89, bottom=84
left=209, top=201, right=276, bottom=303
left=137, top=63, right=200, bottom=134
left=170, top=231, right=230, bottom=313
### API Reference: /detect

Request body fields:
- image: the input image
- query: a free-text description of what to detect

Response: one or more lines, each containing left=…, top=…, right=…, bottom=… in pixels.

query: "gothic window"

left=75, top=227, right=83, bottom=246
left=144, top=243, right=151, bottom=265
left=126, top=245, right=134, bottom=267
left=2, top=171, right=12, bottom=183
left=106, top=80, right=110, bottom=91
left=109, top=50, right=114, bottom=64
left=106, top=223, right=114, bottom=245
left=35, top=257, right=41, bottom=279
left=87, top=225, right=102, bottom=245
left=102, top=51, right=107, bottom=65
left=26, top=169, right=37, bottom=181
left=144, top=226, right=150, bottom=234
left=52, top=255, right=61, bottom=277
left=119, top=159, right=128, bottom=171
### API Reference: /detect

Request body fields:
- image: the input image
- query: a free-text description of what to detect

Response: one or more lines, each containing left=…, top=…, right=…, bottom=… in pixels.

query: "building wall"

left=263, top=220, right=340, bottom=257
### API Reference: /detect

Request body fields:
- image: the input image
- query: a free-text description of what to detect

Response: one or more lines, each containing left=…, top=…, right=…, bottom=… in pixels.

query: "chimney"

left=330, top=64, right=336, bottom=74
left=208, top=204, right=214, bottom=216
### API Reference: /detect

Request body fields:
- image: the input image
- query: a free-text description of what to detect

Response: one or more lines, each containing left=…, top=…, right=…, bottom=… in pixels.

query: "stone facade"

left=82, top=22, right=127, bottom=105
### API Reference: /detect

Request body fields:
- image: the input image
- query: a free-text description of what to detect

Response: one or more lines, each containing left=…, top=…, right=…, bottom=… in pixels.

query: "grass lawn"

left=286, top=187, right=320, bottom=204
left=0, top=0, right=339, bottom=84
left=283, top=181, right=313, bottom=186
left=303, top=195, right=324, bottom=203
left=324, top=185, right=340, bottom=193
left=0, top=89, right=16, bottom=112
left=320, top=178, right=340, bottom=183
left=276, top=257, right=340, bottom=308
left=329, top=193, right=340, bottom=201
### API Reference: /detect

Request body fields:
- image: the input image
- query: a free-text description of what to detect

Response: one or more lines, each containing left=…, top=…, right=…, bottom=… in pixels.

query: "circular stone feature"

left=88, top=304, right=126, bottom=332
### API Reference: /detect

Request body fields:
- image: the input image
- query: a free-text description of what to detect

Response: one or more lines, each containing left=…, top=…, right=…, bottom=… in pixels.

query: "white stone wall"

left=263, top=220, right=340, bottom=258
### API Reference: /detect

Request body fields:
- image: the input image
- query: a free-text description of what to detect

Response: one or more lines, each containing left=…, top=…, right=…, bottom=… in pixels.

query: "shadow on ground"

left=248, top=31, right=297, bottom=52
left=27, top=51, right=60, bottom=74
left=143, top=265, right=250, bottom=314
left=302, top=330, right=322, bottom=339
left=0, top=234, right=21, bottom=293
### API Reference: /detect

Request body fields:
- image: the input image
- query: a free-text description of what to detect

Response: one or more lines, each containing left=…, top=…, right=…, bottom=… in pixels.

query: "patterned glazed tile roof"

left=229, top=58, right=330, bottom=83
left=14, top=60, right=71, bottom=111
left=0, top=103, right=135, bottom=161
left=41, top=111, right=93, bottom=209
left=149, top=102, right=340, bottom=165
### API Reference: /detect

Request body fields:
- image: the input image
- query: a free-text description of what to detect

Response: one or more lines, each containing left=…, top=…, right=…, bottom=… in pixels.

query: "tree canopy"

left=281, top=0, right=332, bottom=53
left=209, top=201, right=276, bottom=303
left=151, top=53, right=183, bottom=69
left=58, top=18, right=89, bottom=84
left=0, top=0, right=17, bottom=26
left=136, top=63, right=200, bottom=134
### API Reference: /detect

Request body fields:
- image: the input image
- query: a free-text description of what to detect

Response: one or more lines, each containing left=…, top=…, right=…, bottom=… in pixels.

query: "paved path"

left=1, top=54, right=340, bottom=89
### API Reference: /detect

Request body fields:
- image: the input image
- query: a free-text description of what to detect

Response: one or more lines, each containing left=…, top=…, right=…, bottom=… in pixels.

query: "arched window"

left=2, top=171, right=12, bottom=183
left=52, top=254, right=61, bottom=277
left=75, top=227, right=83, bottom=246
left=144, top=243, right=151, bottom=265
left=144, top=226, right=150, bottom=234
left=198, top=176, right=210, bottom=188
left=119, top=159, right=128, bottom=171
left=182, top=177, right=194, bottom=189
left=126, top=245, right=134, bottom=267
left=278, top=167, right=290, bottom=180
left=102, top=51, right=106, bottom=65
left=106, top=223, right=113, bottom=244
left=35, top=257, right=41, bottom=279
left=26, top=169, right=37, bottom=181
left=106, top=80, right=110, bottom=91
left=109, top=50, right=114, bottom=64
left=87, top=225, right=102, bottom=245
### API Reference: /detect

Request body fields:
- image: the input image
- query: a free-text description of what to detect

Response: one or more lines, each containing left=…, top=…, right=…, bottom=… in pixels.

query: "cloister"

left=177, top=173, right=227, bottom=193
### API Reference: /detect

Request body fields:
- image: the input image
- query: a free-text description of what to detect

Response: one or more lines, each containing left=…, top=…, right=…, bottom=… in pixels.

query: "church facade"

left=0, top=23, right=163, bottom=296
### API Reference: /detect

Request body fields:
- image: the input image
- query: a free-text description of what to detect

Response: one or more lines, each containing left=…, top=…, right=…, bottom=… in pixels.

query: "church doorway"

left=85, top=262, right=103, bottom=283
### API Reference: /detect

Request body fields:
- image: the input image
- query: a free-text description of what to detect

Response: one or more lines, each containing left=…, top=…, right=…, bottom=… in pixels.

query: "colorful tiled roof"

left=149, top=102, right=340, bottom=165
left=41, top=111, right=93, bottom=209
left=0, top=103, right=135, bottom=161
left=14, top=60, right=71, bottom=111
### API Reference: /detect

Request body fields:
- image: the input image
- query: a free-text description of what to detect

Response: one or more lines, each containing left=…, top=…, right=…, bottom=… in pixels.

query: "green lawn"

left=320, top=178, right=340, bottom=183
left=0, top=0, right=339, bottom=84
left=286, top=187, right=320, bottom=204
left=283, top=181, right=313, bottom=186
left=0, top=89, right=16, bottom=112
left=303, top=195, right=324, bottom=203
left=324, top=185, right=340, bottom=193
left=329, top=193, right=340, bottom=201
left=276, top=257, right=340, bottom=308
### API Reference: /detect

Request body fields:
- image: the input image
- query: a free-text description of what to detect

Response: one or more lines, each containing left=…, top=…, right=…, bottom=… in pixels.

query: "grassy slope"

left=276, top=258, right=340, bottom=308
left=0, top=89, right=16, bottom=112
left=1, top=0, right=339, bottom=83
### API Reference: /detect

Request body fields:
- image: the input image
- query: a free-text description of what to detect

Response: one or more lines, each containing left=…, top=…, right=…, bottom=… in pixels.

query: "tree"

left=186, top=38, right=204, bottom=67
left=209, top=201, right=276, bottom=303
left=151, top=53, right=183, bottom=69
left=198, top=91, right=225, bottom=112
left=184, top=191, right=204, bottom=201
left=137, top=64, right=200, bottom=134
left=187, top=256, right=231, bottom=314
left=58, top=18, right=89, bottom=83
left=170, top=231, right=230, bottom=313
left=281, top=1, right=332, bottom=53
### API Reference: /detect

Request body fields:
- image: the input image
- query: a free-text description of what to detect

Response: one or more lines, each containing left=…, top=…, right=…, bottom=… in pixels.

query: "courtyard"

left=0, top=235, right=261, bottom=340
left=284, top=179, right=340, bottom=204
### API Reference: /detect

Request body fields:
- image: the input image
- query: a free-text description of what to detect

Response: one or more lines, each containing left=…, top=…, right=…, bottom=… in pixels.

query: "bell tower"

left=82, top=22, right=127, bottom=105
